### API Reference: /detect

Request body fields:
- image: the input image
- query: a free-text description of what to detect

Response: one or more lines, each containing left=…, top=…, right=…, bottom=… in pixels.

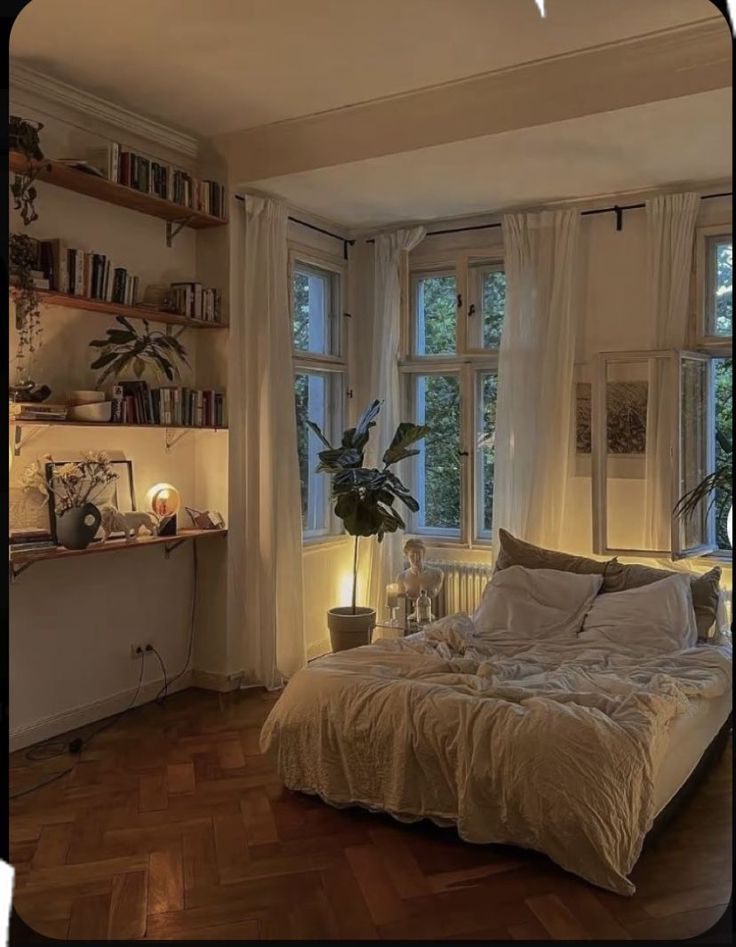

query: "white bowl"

left=68, top=401, right=112, bottom=422
left=69, top=390, right=105, bottom=405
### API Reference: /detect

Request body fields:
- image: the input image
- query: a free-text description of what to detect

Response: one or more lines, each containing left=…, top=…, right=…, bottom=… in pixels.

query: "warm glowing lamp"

left=145, top=482, right=181, bottom=537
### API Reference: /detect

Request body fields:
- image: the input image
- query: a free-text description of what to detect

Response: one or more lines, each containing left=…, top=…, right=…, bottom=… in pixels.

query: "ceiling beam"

left=215, top=19, right=731, bottom=184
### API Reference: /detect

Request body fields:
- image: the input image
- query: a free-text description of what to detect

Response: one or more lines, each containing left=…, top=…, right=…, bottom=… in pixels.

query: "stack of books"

left=34, top=238, right=140, bottom=305
left=170, top=282, right=222, bottom=322
left=9, top=528, right=56, bottom=554
left=9, top=401, right=68, bottom=421
left=112, top=382, right=225, bottom=428
left=88, top=143, right=227, bottom=219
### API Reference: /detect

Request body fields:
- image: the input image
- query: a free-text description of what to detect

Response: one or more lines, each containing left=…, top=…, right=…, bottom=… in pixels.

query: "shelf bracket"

left=12, top=423, right=48, bottom=457
left=163, top=538, right=188, bottom=559
left=165, top=216, right=194, bottom=248
left=9, top=560, right=35, bottom=583
left=165, top=428, right=192, bottom=452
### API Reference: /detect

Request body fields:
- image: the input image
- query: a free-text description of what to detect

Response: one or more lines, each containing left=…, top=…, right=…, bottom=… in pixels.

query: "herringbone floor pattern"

left=9, top=687, right=732, bottom=940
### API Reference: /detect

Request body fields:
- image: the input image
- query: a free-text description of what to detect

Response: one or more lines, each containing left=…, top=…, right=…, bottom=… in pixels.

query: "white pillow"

left=579, top=573, right=698, bottom=652
left=473, top=565, right=603, bottom=639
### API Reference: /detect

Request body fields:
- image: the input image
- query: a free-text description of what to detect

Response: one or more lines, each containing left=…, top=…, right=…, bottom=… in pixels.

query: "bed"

left=261, top=552, right=732, bottom=897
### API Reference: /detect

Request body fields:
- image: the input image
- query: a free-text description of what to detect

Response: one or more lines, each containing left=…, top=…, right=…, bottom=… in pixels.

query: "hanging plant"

left=9, top=115, right=50, bottom=226
left=10, top=233, right=44, bottom=378
left=88, top=316, right=190, bottom=387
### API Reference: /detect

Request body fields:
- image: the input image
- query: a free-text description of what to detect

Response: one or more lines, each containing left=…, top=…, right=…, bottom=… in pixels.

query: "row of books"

left=97, top=144, right=227, bottom=218
left=35, top=238, right=140, bottom=305
left=170, top=283, right=222, bottom=322
left=112, top=382, right=226, bottom=428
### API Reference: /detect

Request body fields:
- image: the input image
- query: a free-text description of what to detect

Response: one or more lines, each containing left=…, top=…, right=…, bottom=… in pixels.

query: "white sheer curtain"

left=643, top=193, right=700, bottom=550
left=492, top=209, right=581, bottom=554
left=228, top=195, right=306, bottom=689
left=366, top=226, right=425, bottom=615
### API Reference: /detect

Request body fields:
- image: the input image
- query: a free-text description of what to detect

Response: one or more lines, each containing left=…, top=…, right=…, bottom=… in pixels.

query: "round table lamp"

left=145, top=482, right=181, bottom=536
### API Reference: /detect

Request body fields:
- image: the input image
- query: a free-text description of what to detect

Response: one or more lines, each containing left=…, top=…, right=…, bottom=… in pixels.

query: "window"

left=403, top=253, right=505, bottom=543
left=292, top=261, right=341, bottom=356
left=706, top=235, right=732, bottom=337
left=290, top=253, right=346, bottom=539
left=713, top=356, right=732, bottom=549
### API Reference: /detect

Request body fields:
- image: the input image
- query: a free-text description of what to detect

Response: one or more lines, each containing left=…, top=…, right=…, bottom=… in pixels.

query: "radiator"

left=428, top=559, right=494, bottom=618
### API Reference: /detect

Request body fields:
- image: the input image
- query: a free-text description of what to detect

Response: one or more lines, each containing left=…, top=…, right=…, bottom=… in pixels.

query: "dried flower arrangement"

left=22, top=451, right=119, bottom=513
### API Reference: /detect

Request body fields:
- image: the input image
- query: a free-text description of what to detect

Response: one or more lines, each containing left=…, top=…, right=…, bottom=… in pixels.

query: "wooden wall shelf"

left=10, top=151, right=227, bottom=230
left=9, top=528, right=227, bottom=579
left=10, top=419, right=227, bottom=431
left=33, top=290, right=227, bottom=329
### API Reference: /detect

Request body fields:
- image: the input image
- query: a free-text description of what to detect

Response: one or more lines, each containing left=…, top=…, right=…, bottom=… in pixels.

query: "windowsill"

left=302, top=534, right=350, bottom=552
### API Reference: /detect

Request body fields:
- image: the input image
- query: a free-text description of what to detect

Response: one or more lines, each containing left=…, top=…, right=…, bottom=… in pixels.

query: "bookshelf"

left=34, top=289, right=227, bottom=329
left=9, top=528, right=228, bottom=580
left=10, top=151, right=227, bottom=233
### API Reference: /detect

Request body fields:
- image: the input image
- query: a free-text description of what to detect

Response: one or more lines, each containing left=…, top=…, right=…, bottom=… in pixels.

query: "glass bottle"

left=416, top=587, right=432, bottom=624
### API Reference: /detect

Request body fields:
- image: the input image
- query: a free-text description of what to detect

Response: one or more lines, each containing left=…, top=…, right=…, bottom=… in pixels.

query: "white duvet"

left=260, top=605, right=731, bottom=895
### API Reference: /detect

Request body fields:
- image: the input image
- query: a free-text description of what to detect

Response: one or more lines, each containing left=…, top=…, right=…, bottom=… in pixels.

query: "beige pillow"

left=494, top=529, right=721, bottom=641
left=495, top=529, right=622, bottom=581
left=600, top=562, right=722, bottom=641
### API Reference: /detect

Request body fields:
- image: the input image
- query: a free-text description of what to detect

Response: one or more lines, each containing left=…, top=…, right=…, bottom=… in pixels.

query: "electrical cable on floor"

left=10, top=652, right=148, bottom=800
left=149, top=645, right=169, bottom=703
left=156, top=541, right=198, bottom=702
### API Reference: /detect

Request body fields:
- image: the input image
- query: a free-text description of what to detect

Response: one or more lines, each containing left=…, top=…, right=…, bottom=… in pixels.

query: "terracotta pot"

left=56, top=504, right=101, bottom=550
left=327, top=606, right=376, bottom=652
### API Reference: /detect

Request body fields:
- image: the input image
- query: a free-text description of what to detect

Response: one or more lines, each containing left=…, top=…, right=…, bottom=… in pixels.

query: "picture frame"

left=44, top=458, right=137, bottom=544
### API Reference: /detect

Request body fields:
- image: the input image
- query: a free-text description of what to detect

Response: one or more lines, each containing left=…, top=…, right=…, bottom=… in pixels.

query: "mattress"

left=652, top=686, right=732, bottom=815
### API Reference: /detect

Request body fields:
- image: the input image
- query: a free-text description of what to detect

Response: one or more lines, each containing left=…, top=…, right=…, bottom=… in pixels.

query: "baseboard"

left=9, top=671, right=193, bottom=751
left=190, top=668, right=244, bottom=693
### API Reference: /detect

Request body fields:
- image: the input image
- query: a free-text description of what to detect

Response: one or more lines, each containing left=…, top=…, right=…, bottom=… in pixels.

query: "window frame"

left=694, top=225, right=732, bottom=348
left=289, top=245, right=349, bottom=543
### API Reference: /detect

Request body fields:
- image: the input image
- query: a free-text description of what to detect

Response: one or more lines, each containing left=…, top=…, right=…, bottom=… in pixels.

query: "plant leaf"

left=133, top=357, right=145, bottom=378
left=306, top=419, right=333, bottom=450
left=90, top=350, right=119, bottom=370
left=383, top=422, right=431, bottom=466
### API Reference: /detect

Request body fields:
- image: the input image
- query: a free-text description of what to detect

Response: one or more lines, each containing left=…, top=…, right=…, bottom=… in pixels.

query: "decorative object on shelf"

left=88, top=315, right=190, bottom=386
left=9, top=382, right=51, bottom=404
left=67, top=402, right=113, bottom=423
left=384, top=581, right=401, bottom=624
left=185, top=507, right=225, bottom=530
left=9, top=115, right=50, bottom=226
left=10, top=233, right=44, bottom=378
left=309, top=399, right=429, bottom=652
left=397, top=538, right=443, bottom=624
left=55, top=503, right=102, bottom=550
left=99, top=505, right=158, bottom=542
left=141, top=283, right=180, bottom=313
left=145, top=482, right=181, bottom=536
left=21, top=452, right=118, bottom=550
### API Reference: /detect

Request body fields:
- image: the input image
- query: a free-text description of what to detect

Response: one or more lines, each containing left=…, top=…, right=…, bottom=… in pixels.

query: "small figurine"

left=397, top=538, right=444, bottom=625
left=99, top=505, right=158, bottom=541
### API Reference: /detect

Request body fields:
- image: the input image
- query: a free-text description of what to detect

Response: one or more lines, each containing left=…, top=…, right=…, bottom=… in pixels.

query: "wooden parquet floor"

left=9, top=687, right=732, bottom=941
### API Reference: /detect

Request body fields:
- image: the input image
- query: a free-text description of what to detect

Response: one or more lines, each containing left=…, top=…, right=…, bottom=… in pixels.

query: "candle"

left=385, top=582, right=400, bottom=608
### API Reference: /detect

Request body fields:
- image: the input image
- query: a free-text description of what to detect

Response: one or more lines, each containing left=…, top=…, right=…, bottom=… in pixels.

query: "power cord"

left=155, top=541, right=198, bottom=702
left=11, top=652, right=148, bottom=800
left=149, top=646, right=169, bottom=703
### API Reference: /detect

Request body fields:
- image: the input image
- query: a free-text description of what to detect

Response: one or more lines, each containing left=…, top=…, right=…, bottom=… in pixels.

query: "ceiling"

left=10, top=0, right=722, bottom=136
left=251, top=90, right=732, bottom=228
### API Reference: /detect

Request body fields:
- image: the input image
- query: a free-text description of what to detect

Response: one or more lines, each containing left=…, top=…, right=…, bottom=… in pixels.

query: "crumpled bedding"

left=259, top=613, right=732, bottom=895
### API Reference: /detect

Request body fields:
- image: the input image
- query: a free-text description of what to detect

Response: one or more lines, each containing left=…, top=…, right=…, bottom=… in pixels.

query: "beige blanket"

left=260, top=615, right=732, bottom=895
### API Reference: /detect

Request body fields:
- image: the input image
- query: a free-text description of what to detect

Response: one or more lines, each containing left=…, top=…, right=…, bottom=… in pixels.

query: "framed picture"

left=576, top=381, right=648, bottom=455
left=44, top=458, right=136, bottom=543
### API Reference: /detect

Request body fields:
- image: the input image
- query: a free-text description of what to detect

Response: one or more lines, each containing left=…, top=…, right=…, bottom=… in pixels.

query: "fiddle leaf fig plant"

left=308, top=399, right=429, bottom=612
left=89, top=316, right=190, bottom=387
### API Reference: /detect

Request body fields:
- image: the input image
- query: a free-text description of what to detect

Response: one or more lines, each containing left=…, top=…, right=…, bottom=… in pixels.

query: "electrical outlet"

left=130, top=643, right=153, bottom=659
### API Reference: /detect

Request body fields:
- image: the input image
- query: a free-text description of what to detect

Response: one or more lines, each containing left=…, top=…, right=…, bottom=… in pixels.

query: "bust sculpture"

left=396, top=538, right=444, bottom=601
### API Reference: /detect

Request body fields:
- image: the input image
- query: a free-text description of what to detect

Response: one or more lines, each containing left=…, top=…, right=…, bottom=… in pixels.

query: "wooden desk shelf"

left=10, top=151, right=227, bottom=235
left=33, top=290, right=227, bottom=330
left=9, top=528, right=227, bottom=580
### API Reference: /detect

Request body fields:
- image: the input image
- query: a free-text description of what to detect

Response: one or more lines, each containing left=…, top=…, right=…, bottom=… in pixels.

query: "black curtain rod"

left=233, top=194, right=355, bottom=253
left=365, top=191, right=732, bottom=242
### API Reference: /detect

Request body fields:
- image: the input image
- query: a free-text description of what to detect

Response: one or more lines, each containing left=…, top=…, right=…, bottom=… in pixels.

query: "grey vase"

left=56, top=504, right=101, bottom=550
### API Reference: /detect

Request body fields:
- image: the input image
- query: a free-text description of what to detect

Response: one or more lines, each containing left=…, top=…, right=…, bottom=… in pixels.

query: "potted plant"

left=308, top=400, right=429, bottom=652
left=22, top=451, right=119, bottom=550
left=10, top=233, right=44, bottom=388
left=674, top=462, right=733, bottom=548
left=89, top=316, right=189, bottom=386
left=10, top=115, right=50, bottom=226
